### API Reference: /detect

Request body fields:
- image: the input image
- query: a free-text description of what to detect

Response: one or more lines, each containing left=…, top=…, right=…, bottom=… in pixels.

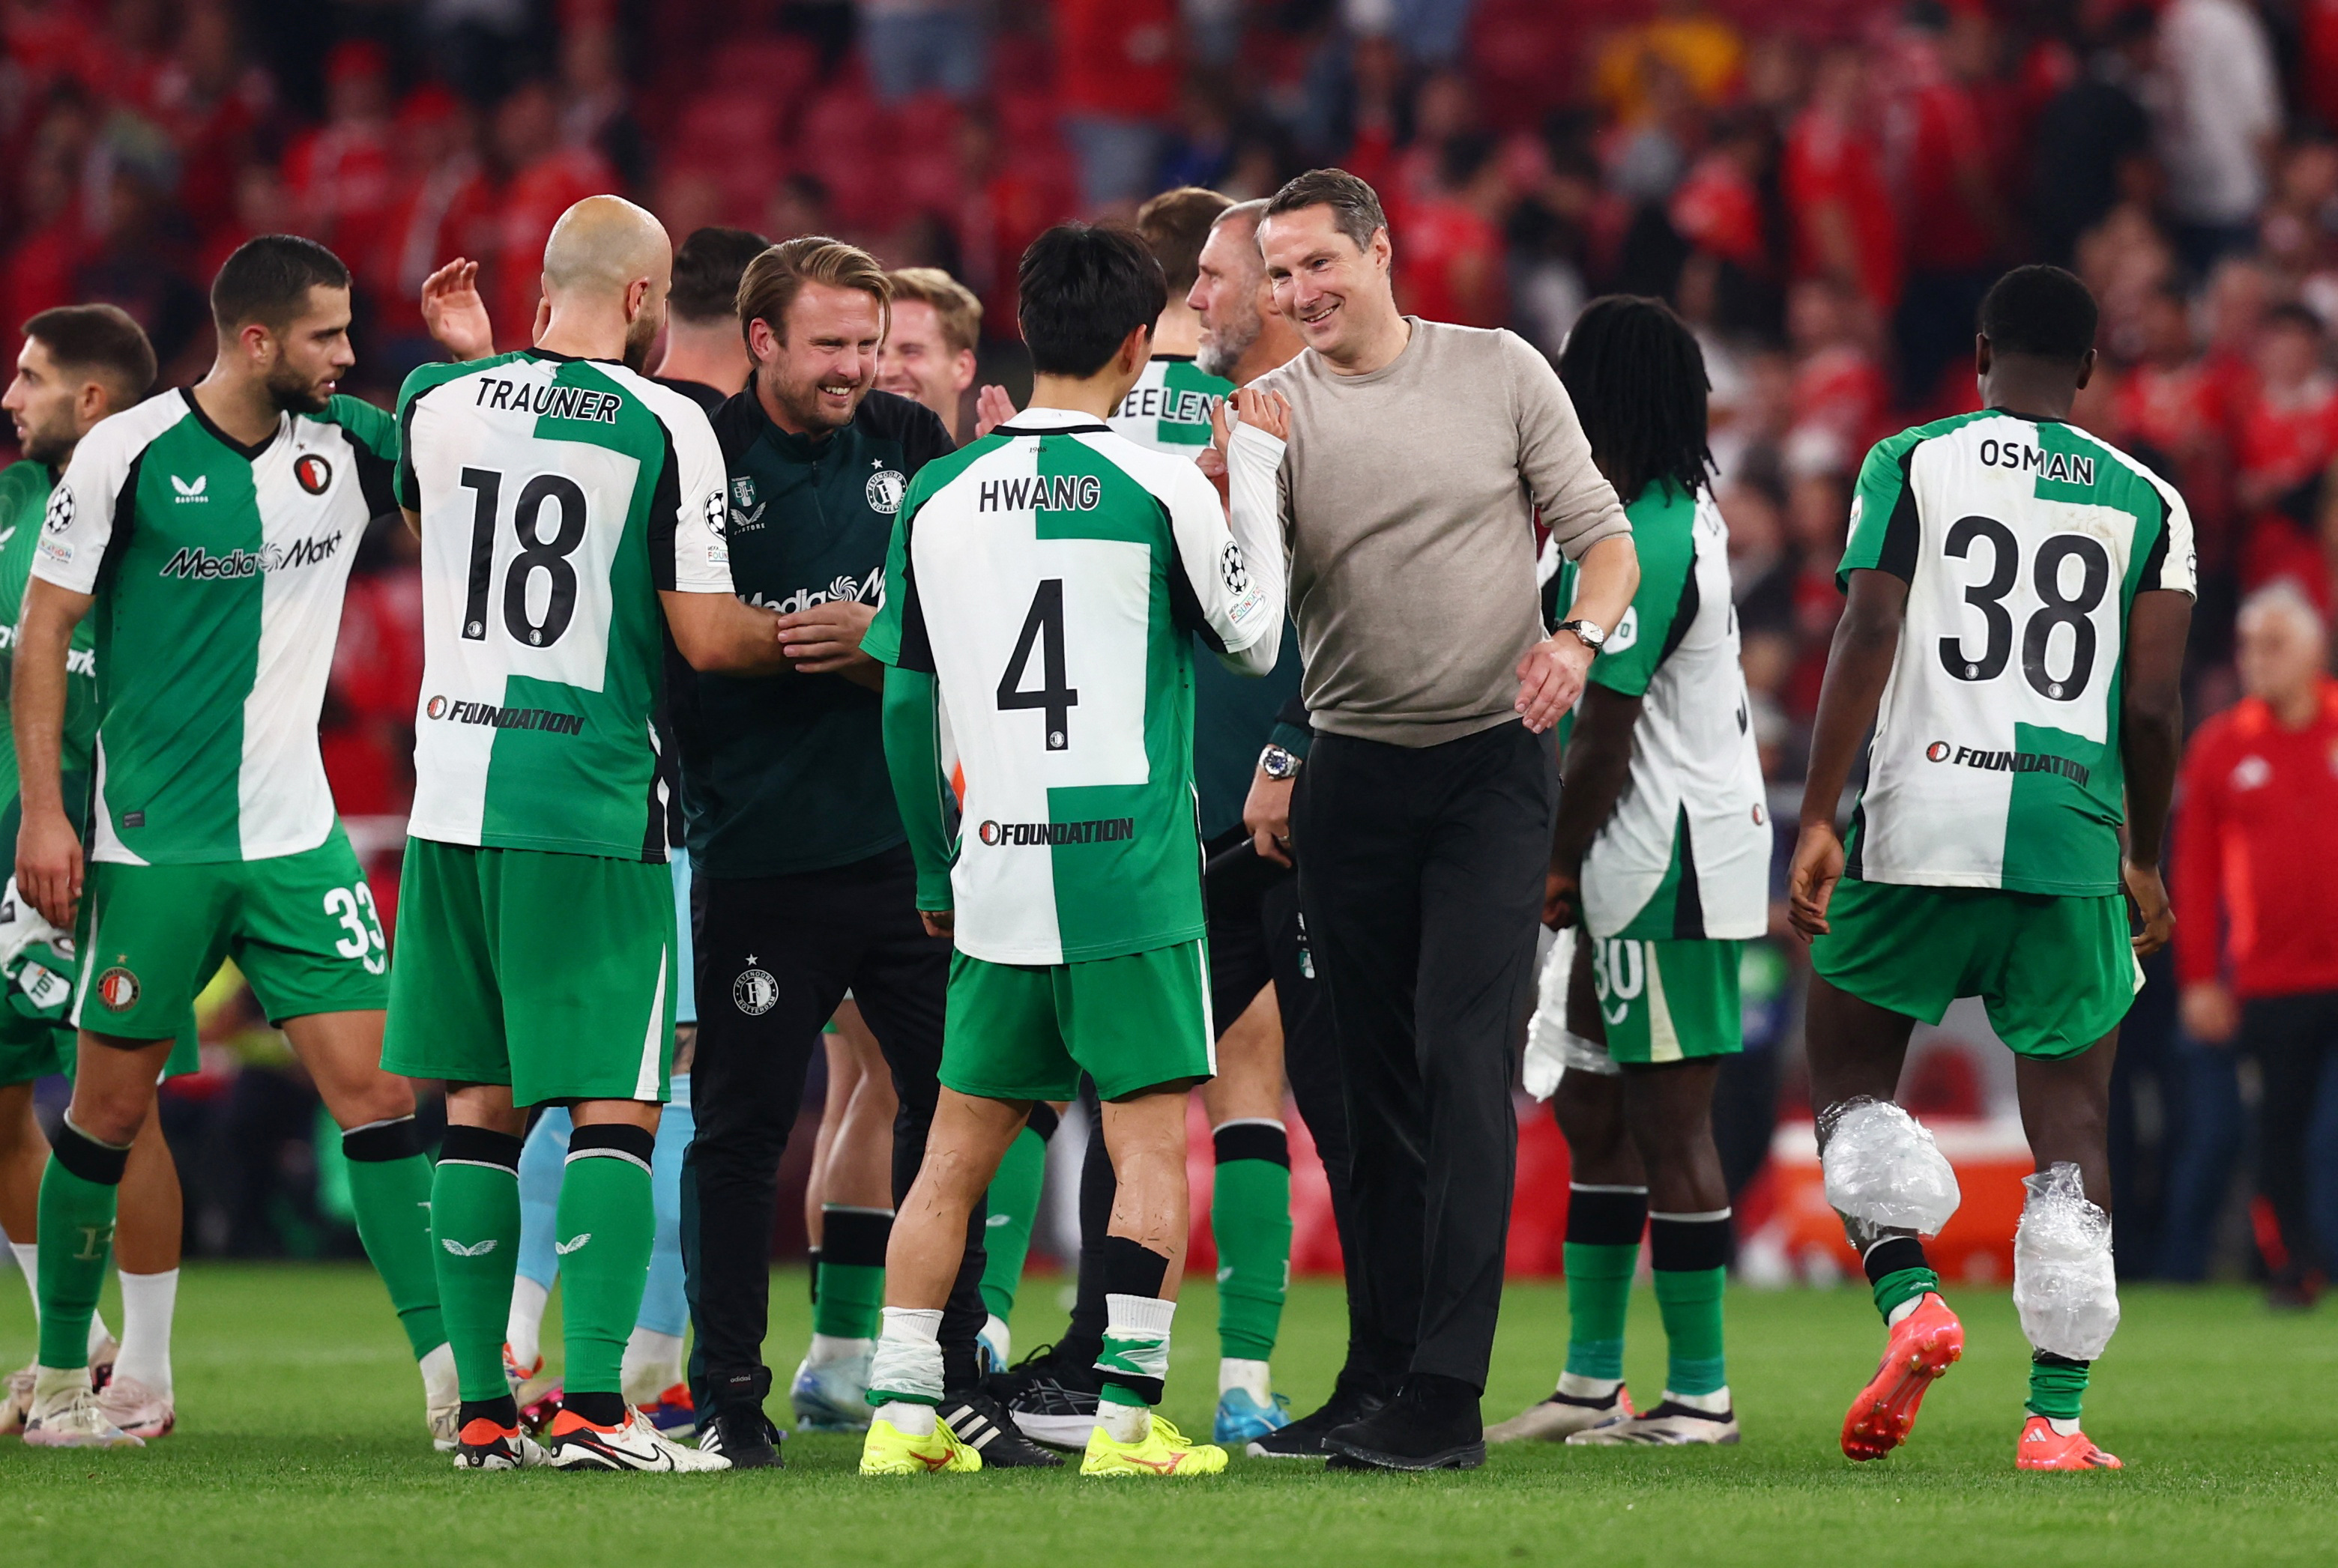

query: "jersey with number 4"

left=864, top=407, right=1282, bottom=966
left=1839, top=409, right=2196, bottom=895
left=396, top=350, right=732, bottom=861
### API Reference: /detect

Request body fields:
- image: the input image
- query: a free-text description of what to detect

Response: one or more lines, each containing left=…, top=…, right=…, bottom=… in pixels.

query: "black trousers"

left=1061, top=834, right=1385, bottom=1383
left=1292, top=722, right=1556, bottom=1390
left=2240, top=990, right=2338, bottom=1280
left=681, top=844, right=988, bottom=1402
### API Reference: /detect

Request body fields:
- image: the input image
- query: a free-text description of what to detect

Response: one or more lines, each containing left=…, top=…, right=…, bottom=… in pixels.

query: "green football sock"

left=35, top=1124, right=127, bottom=1370
left=2026, top=1351, right=2089, bottom=1421
left=1649, top=1213, right=1730, bottom=1397
left=1210, top=1123, right=1292, bottom=1361
left=432, top=1130, right=523, bottom=1404
left=979, top=1125, right=1049, bottom=1322
left=342, top=1121, right=446, bottom=1360
left=1864, top=1234, right=1940, bottom=1324
left=1562, top=1184, right=1646, bottom=1383
left=814, top=1205, right=890, bottom=1341
left=557, top=1129, right=657, bottom=1397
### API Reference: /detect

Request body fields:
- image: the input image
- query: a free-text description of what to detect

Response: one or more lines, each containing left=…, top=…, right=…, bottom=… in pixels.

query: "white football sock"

left=622, top=1325, right=685, bottom=1402
left=111, top=1268, right=178, bottom=1398
left=2048, top=1416, right=2083, bottom=1437
left=1665, top=1385, right=1730, bottom=1414
left=420, top=1341, right=458, bottom=1405
left=807, top=1331, right=874, bottom=1367
left=1099, top=1397, right=1153, bottom=1444
left=9, top=1239, right=37, bottom=1323
left=1556, top=1372, right=1624, bottom=1401
left=88, top=1309, right=113, bottom=1355
left=1218, top=1356, right=1272, bottom=1402
left=873, top=1399, right=935, bottom=1436
left=506, top=1276, right=550, bottom=1372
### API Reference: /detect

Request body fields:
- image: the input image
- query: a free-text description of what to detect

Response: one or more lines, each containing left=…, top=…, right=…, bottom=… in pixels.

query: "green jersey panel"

left=1108, top=356, right=1231, bottom=452
left=1837, top=411, right=2196, bottom=895
left=0, top=461, right=98, bottom=829
left=398, top=351, right=732, bottom=861
left=34, top=391, right=395, bottom=865
left=869, top=408, right=1280, bottom=965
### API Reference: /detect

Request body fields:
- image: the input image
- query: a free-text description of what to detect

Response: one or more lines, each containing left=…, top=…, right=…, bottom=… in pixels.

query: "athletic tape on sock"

left=1212, top=1119, right=1290, bottom=1168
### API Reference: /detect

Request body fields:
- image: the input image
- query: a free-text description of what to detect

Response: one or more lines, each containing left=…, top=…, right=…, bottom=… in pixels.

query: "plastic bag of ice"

left=2013, top=1161, right=2120, bottom=1361
left=1819, top=1098, right=1961, bottom=1235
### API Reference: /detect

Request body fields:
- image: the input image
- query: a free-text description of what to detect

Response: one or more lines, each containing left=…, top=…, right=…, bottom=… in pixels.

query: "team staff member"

left=678, top=237, right=1050, bottom=1470
left=1251, top=169, right=1638, bottom=1471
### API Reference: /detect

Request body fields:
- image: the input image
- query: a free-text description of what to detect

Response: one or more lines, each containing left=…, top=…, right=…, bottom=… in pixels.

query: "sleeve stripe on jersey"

left=396, top=390, right=426, bottom=511
left=1159, top=488, right=1229, bottom=653
left=1654, top=539, right=1701, bottom=670
left=1875, top=443, right=1922, bottom=581
left=893, top=510, right=937, bottom=673
left=1670, top=806, right=1706, bottom=940
left=103, top=450, right=146, bottom=587
left=2138, top=483, right=2171, bottom=588
left=648, top=421, right=681, bottom=594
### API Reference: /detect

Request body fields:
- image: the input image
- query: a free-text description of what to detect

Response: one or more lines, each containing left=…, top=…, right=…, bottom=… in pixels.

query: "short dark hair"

left=22, top=304, right=157, bottom=407
left=2265, top=300, right=2325, bottom=337
left=211, top=234, right=350, bottom=332
left=1978, top=264, right=2098, bottom=365
left=670, top=227, right=773, bottom=325
left=1557, top=295, right=1712, bottom=506
left=1016, top=223, right=1167, bottom=378
left=1263, top=167, right=1389, bottom=252
left=1136, top=187, right=1234, bottom=296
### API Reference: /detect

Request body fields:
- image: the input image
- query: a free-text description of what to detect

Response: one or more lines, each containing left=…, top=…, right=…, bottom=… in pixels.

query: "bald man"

left=386, top=194, right=792, bottom=1474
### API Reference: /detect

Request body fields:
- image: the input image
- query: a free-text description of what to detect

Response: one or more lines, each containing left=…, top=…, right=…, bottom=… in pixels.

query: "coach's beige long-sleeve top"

left=1253, top=318, right=1631, bottom=748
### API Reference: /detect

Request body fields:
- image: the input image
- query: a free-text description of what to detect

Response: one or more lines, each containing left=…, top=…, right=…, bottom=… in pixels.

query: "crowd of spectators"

left=7, top=0, right=2337, bottom=1280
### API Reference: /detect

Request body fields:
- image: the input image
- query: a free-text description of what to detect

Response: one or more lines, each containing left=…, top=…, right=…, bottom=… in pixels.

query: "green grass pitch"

left=3, top=1267, right=2333, bottom=1566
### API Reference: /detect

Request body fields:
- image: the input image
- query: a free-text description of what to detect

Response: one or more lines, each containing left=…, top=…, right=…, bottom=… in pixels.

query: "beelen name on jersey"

left=471, top=378, right=623, bottom=424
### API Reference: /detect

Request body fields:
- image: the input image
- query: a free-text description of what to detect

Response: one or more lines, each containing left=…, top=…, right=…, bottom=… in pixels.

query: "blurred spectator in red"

left=1670, top=111, right=1769, bottom=281
left=2229, top=303, right=2338, bottom=603
left=859, top=0, right=988, bottom=105
left=1780, top=441, right=1851, bottom=721
left=283, top=40, right=398, bottom=269
left=376, top=88, right=498, bottom=333
left=1056, top=0, right=1179, bottom=209
left=766, top=171, right=833, bottom=243
left=1783, top=43, right=1900, bottom=319
left=1784, top=275, right=1887, bottom=459
left=2174, top=583, right=2338, bottom=1304
left=558, top=4, right=648, bottom=193
left=151, top=0, right=272, bottom=227
left=2118, top=282, right=2232, bottom=559
left=198, top=158, right=292, bottom=282
left=2029, top=3, right=2157, bottom=268
left=2154, top=0, right=2280, bottom=276
left=1396, top=132, right=1509, bottom=328
left=489, top=79, right=614, bottom=349
left=1, top=117, right=88, bottom=333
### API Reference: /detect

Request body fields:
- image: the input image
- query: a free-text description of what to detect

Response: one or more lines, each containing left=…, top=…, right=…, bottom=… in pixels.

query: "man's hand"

left=2124, top=858, right=2175, bottom=960
left=973, top=384, right=1018, bottom=439
left=420, top=259, right=495, bottom=360
left=1244, top=766, right=1296, bottom=868
left=1514, top=635, right=1593, bottom=733
left=1212, top=387, right=1293, bottom=449
left=1543, top=864, right=1580, bottom=930
left=1786, top=821, right=1845, bottom=940
left=919, top=909, right=955, bottom=939
left=776, top=601, right=877, bottom=674
left=2179, top=978, right=2238, bottom=1045
left=16, top=805, right=83, bottom=930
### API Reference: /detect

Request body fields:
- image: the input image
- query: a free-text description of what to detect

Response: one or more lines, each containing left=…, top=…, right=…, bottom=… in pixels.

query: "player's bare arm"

left=10, top=575, right=93, bottom=927
left=1545, top=682, right=1643, bottom=930
left=1520, top=532, right=1638, bottom=733
left=661, top=589, right=791, bottom=674
left=776, top=598, right=882, bottom=688
left=1789, top=566, right=1909, bottom=939
left=2120, top=588, right=2193, bottom=957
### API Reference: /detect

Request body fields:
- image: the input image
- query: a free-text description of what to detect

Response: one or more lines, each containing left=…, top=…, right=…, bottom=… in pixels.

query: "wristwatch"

left=1258, top=744, right=1302, bottom=781
left=1553, top=619, right=1607, bottom=653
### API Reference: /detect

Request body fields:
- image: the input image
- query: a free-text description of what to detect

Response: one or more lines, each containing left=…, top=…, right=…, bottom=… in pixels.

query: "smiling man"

left=674, top=237, right=1051, bottom=1469
left=877, top=267, right=981, bottom=441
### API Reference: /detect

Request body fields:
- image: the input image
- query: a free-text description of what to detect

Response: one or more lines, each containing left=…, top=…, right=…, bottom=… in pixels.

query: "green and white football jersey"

left=1544, top=480, right=1768, bottom=940
left=1838, top=409, right=2196, bottom=895
left=32, top=390, right=396, bottom=865
left=866, top=407, right=1285, bottom=966
left=396, top=350, right=732, bottom=861
left=0, top=461, right=98, bottom=820
left=1108, top=355, right=1231, bottom=453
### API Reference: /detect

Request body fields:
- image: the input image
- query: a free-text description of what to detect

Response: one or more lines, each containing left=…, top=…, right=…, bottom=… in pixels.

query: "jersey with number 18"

left=1838, top=409, right=2195, bottom=896
left=396, top=349, right=732, bottom=861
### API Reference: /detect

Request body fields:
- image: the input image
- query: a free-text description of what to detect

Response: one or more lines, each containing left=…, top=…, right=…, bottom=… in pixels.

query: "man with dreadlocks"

left=1493, top=295, right=1767, bottom=1448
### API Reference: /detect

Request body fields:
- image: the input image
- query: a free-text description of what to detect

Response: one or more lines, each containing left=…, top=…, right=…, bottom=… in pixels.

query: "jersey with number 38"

left=396, top=350, right=732, bottom=861
left=864, top=408, right=1278, bottom=966
left=1839, top=410, right=2195, bottom=895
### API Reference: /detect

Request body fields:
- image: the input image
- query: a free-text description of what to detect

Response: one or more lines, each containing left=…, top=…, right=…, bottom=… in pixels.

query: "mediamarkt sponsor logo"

left=976, top=816, right=1136, bottom=847
left=1924, top=739, right=2089, bottom=786
left=424, top=694, right=584, bottom=735
left=160, top=530, right=344, bottom=580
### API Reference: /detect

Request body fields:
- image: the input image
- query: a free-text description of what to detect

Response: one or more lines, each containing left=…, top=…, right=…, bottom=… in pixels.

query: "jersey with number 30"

left=865, top=407, right=1283, bottom=966
left=1838, top=409, right=2196, bottom=895
left=396, top=350, right=732, bottom=861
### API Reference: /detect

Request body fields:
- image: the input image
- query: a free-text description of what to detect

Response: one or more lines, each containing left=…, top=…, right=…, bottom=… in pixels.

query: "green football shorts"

left=0, top=1011, right=201, bottom=1083
left=1585, top=934, right=1744, bottom=1065
left=1810, top=879, right=2142, bottom=1060
left=942, top=939, right=1215, bottom=1103
left=73, top=829, right=387, bottom=1039
left=381, top=838, right=676, bottom=1107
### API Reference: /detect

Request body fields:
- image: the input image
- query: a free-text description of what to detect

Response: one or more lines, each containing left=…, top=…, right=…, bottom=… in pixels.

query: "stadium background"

left=0, top=0, right=2318, bottom=1292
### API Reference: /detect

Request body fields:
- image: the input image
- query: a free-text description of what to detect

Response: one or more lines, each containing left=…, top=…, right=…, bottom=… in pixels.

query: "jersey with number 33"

left=1838, top=409, right=2195, bottom=896
left=396, top=350, right=732, bottom=861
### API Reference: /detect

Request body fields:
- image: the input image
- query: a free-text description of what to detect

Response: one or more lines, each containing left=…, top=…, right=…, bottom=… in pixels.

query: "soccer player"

left=1789, top=264, right=2193, bottom=1471
left=0, top=306, right=194, bottom=1442
left=13, top=240, right=451, bottom=1449
left=877, top=267, right=982, bottom=439
left=1492, top=296, right=1765, bottom=1448
left=857, top=222, right=1289, bottom=1479
left=385, top=195, right=786, bottom=1474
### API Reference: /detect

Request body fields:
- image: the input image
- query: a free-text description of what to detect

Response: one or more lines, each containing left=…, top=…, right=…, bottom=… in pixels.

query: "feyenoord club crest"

left=97, top=966, right=140, bottom=1011
left=732, top=966, right=779, bottom=1017
left=866, top=468, right=906, bottom=515
left=294, top=453, right=333, bottom=495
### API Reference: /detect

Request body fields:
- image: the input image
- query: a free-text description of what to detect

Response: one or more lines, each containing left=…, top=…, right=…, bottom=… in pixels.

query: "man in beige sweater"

left=1242, top=169, right=1638, bottom=1471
